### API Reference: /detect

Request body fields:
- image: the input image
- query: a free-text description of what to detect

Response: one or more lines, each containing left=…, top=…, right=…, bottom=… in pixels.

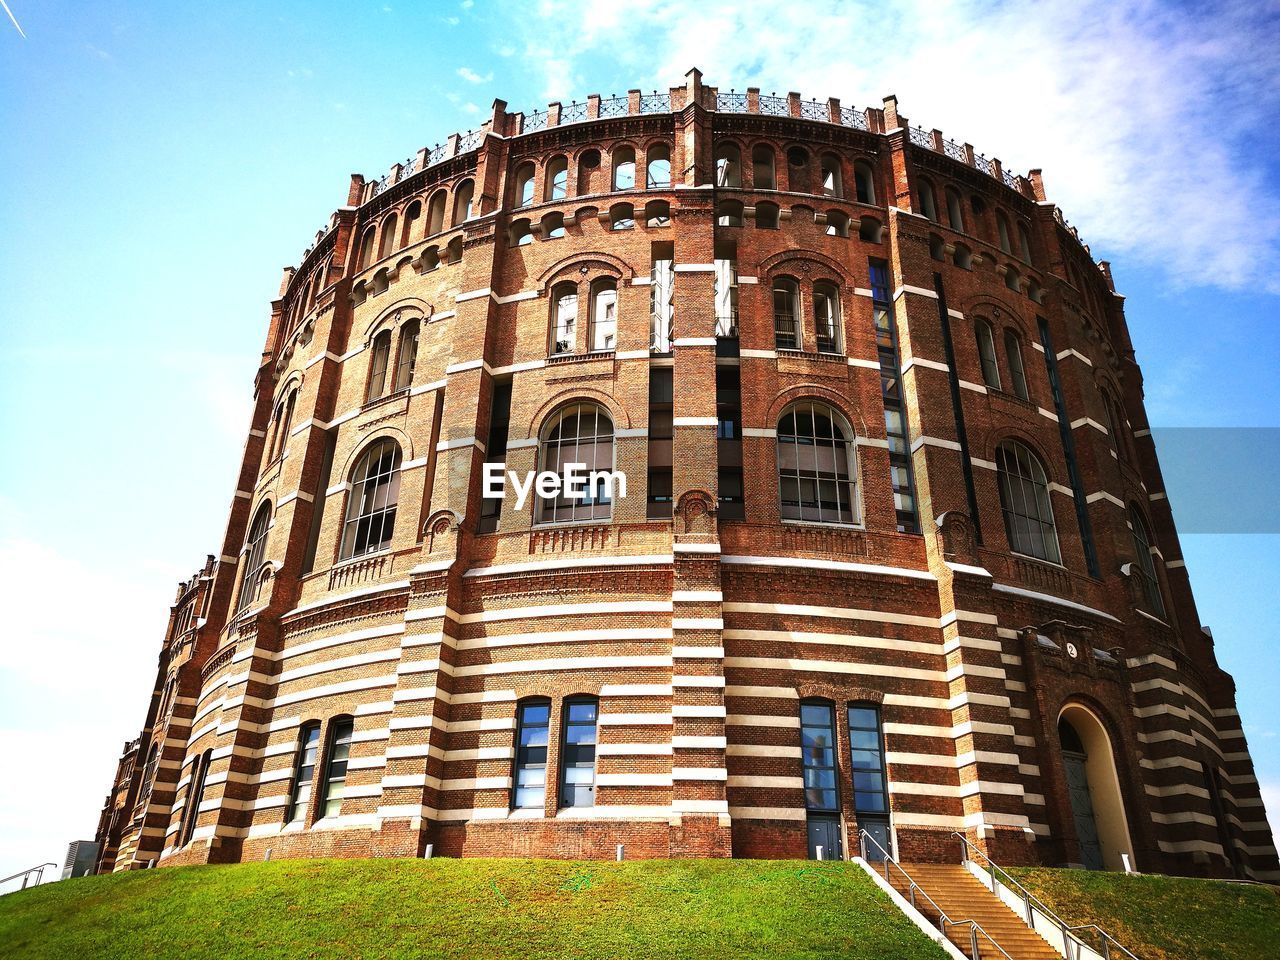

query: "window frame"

left=995, top=440, right=1062, bottom=564
left=237, top=501, right=272, bottom=612
left=800, top=699, right=840, bottom=814
left=777, top=399, right=860, bottom=526
left=813, top=281, right=842, bottom=354
left=317, top=716, right=354, bottom=820
left=338, top=438, right=402, bottom=560
left=550, top=281, right=579, bottom=356
left=558, top=696, right=599, bottom=808
left=1129, top=505, right=1166, bottom=618
left=1005, top=329, right=1030, bottom=400
left=393, top=319, right=419, bottom=393
left=772, top=277, right=801, bottom=350
left=512, top=698, right=551, bottom=810
left=286, top=721, right=322, bottom=824
left=365, top=330, right=392, bottom=402
left=536, top=401, right=616, bottom=524
left=976, top=319, right=1002, bottom=390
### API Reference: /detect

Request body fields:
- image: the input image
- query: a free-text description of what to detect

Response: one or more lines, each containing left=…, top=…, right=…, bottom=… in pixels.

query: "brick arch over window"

left=521, top=387, right=630, bottom=442
left=536, top=251, right=634, bottom=288
left=536, top=400, right=616, bottom=524
left=758, top=247, right=857, bottom=288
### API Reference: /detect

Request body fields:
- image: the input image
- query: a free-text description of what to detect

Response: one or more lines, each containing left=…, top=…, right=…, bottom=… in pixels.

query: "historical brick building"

left=93, top=70, right=1276, bottom=881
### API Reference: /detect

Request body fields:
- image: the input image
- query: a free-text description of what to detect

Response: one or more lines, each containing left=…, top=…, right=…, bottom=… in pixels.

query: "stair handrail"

left=951, top=832, right=1141, bottom=960
left=0, top=862, right=58, bottom=893
left=858, top=829, right=1014, bottom=960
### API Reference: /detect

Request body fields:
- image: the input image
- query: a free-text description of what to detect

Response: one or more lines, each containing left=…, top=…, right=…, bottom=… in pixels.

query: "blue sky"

left=1, top=0, right=1278, bottom=880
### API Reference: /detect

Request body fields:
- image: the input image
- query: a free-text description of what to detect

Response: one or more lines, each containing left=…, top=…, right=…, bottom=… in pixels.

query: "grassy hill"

left=1008, top=866, right=1280, bottom=960
left=0, top=858, right=948, bottom=960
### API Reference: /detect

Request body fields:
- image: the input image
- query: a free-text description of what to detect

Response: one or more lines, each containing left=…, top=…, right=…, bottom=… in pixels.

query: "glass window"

left=366, top=331, right=392, bottom=402
left=870, top=258, right=918, bottom=533
left=814, top=282, right=841, bottom=354
left=180, top=750, right=213, bottom=846
left=560, top=698, right=598, bottom=808
left=237, top=502, right=271, bottom=612
left=778, top=400, right=858, bottom=524
left=513, top=700, right=550, bottom=809
left=800, top=701, right=838, bottom=813
left=996, top=441, right=1061, bottom=564
left=394, top=320, right=419, bottom=392
left=1005, top=330, right=1029, bottom=400
left=651, top=257, right=674, bottom=352
left=339, top=438, right=402, bottom=559
left=997, top=212, right=1012, bottom=253
left=590, top=281, right=618, bottom=351
left=773, top=278, right=800, bottom=349
left=848, top=705, right=889, bottom=814
left=287, top=722, right=321, bottom=823
left=551, top=283, right=577, bottom=355
left=976, top=320, right=1001, bottom=390
left=538, top=403, right=615, bottom=523
left=1130, top=506, right=1166, bottom=618
left=318, top=717, right=353, bottom=819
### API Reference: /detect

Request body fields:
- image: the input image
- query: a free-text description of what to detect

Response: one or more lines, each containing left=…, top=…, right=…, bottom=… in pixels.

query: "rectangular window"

left=714, top=245, right=739, bottom=338
left=800, top=701, right=839, bottom=813
left=870, top=259, right=919, bottom=533
left=716, top=364, right=745, bottom=520
left=318, top=718, right=353, bottom=819
left=287, top=722, right=321, bottom=823
left=366, top=334, right=391, bottom=402
left=478, top=380, right=512, bottom=533
left=651, top=244, right=674, bottom=353
left=513, top=700, right=550, bottom=809
left=848, top=705, right=889, bottom=814
left=560, top=698, right=598, bottom=808
left=647, top=368, right=674, bottom=520
left=180, top=750, right=212, bottom=846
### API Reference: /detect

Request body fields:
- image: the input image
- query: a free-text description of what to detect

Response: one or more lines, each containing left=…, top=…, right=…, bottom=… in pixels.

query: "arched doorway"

left=1058, top=704, right=1134, bottom=871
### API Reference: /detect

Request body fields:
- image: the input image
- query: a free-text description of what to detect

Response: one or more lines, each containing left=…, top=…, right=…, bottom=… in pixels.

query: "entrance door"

left=1063, top=749, right=1102, bottom=870
left=807, top=817, right=842, bottom=860
left=860, top=817, right=891, bottom=862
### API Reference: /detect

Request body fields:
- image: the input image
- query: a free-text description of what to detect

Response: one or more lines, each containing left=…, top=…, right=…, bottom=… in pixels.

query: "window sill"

left=1008, top=549, right=1067, bottom=570
left=546, top=351, right=616, bottom=365
left=780, top=518, right=865, bottom=532
left=361, top=389, right=410, bottom=413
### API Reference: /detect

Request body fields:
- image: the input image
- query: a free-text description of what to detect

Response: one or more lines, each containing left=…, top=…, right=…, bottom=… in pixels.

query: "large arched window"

left=1102, top=389, right=1130, bottom=461
left=996, top=440, right=1061, bottom=563
left=1129, top=505, right=1166, bottom=618
left=538, top=402, right=615, bottom=523
left=997, top=211, right=1013, bottom=253
left=612, top=145, right=636, bottom=190
left=237, top=501, right=271, bottom=612
left=916, top=179, right=938, bottom=222
left=340, top=438, right=402, bottom=559
left=854, top=161, right=876, bottom=204
left=356, top=226, right=377, bottom=271
left=137, top=742, right=160, bottom=810
left=402, top=200, right=422, bottom=245
left=378, top=213, right=399, bottom=259
left=179, top=749, right=213, bottom=846
left=426, top=190, right=447, bottom=235
left=589, top=279, right=618, bottom=351
left=546, top=155, right=568, bottom=199
left=752, top=144, right=776, bottom=190
left=646, top=144, right=671, bottom=188
left=813, top=281, right=842, bottom=354
left=393, top=319, right=419, bottom=392
left=275, top=388, right=297, bottom=461
left=1005, top=330, right=1029, bottom=400
left=715, top=142, right=741, bottom=188
left=365, top=331, right=392, bottom=402
left=452, top=179, right=474, bottom=226
left=1018, top=221, right=1033, bottom=262
left=550, top=282, right=578, bottom=355
left=975, top=319, right=1001, bottom=389
left=800, top=700, right=838, bottom=813
left=513, top=162, right=535, bottom=208
left=773, top=278, right=801, bottom=349
left=778, top=400, right=858, bottom=524
left=945, top=187, right=965, bottom=232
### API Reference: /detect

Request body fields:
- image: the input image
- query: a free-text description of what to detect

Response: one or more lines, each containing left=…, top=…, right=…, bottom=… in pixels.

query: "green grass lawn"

left=0, top=858, right=949, bottom=960
left=1008, top=867, right=1280, bottom=960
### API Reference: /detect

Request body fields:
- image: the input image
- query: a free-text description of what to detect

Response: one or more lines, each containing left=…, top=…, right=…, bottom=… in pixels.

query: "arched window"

left=452, top=179, right=474, bottom=226
left=509, top=218, right=533, bottom=247
left=421, top=245, right=440, bottom=272
left=542, top=211, right=566, bottom=239
left=138, top=742, right=160, bottom=809
left=426, top=190, right=447, bottom=235
left=1028, top=278, right=1043, bottom=303
left=513, top=162, right=535, bottom=208
left=756, top=201, right=780, bottom=230
left=612, top=145, right=636, bottom=190
left=512, top=699, right=550, bottom=809
left=854, top=161, right=876, bottom=204
left=237, top=501, right=271, bottom=612
left=560, top=696, right=599, bottom=808
left=287, top=722, right=320, bottom=823
left=274, top=388, right=297, bottom=460
left=778, top=400, right=858, bottom=524
left=1018, top=221, right=1033, bottom=262
left=546, top=155, right=568, bottom=199
left=1102, top=389, right=1129, bottom=461
left=318, top=717, right=354, bottom=819
left=589, top=279, right=618, bottom=351
left=576, top=148, right=602, bottom=194
left=752, top=144, right=776, bottom=190
left=975, top=319, right=1001, bottom=389
left=1129, top=505, right=1165, bottom=618
left=716, top=199, right=743, bottom=227
left=645, top=144, right=671, bottom=188
left=340, top=438, right=402, bottom=559
left=916, top=179, right=938, bottom=221
left=394, top=319, right=419, bottom=392
left=773, top=278, right=801, bottom=349
left=445, top=235, right=463, bottom=264
left=365, top=330, right=392, bottom=401
left=825, top=210, right=850, bottom=238
left=953, top=242, right=973, bottom=270
left=714, top=142, right=741, bottom=188
left=179, top=749, right=213, bottom=846
left=402, top=200, right=422, bottom=245
left=538, top=402, right=615, bottom=523
left=820, top=153, right=843, bottom=197
left=996, top=440, right=1060, bottom=563
left=356, top=226, right=377, bottom=271
left=814, top=282, right=842, bottom=354
left=946, top=188, right=964, bottom=232
left=378, top=213, right=399, bottom=259
left=997, top=211, right=1013, bottom=253
left=550, top=282, right=577, bottom=355
left=929, top=234, right=946, bottom=262
left=644, top=200, right=671, bottom=228
left=609, top=202, right=635, bottom=230
left=858, top=216, right=883, bottom=243
left=1005, top=330, right=1029, bottom=400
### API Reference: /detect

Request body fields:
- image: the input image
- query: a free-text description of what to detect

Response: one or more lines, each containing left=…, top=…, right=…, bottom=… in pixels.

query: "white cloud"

left=507, top=0, right=1280, bottom=293
left=457, top=66, right=494, bottom=84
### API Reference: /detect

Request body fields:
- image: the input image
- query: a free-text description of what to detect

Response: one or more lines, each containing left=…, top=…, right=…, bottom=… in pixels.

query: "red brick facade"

left=94, top=71, right=1277, bottom=881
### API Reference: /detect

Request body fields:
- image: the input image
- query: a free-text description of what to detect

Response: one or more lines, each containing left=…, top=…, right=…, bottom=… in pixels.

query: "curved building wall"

left=94, top=72, right=1277, bottom=881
